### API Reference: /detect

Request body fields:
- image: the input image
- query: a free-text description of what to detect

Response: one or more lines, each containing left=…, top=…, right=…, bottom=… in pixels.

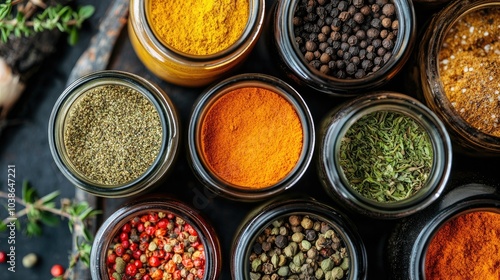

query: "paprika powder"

left=425, top=211, right=500, bottom=279
left=200, top=86, right=304, bottom=189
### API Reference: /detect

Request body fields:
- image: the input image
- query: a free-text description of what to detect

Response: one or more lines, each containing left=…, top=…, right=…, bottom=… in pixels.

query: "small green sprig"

left=0, top=180, right=101, bottom=279
left=0, top=0, right=94, bottom=45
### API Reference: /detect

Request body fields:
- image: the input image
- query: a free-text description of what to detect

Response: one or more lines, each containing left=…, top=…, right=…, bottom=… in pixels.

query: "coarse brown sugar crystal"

left=439, top=7, right=500, bottom=136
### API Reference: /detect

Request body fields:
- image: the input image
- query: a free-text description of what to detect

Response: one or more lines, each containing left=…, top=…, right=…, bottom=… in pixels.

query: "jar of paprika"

left=90, top=195, right=222, bottom=280
left=128, top=0, right=265, bottom=87
left=387, top=183, right=500, bottom=279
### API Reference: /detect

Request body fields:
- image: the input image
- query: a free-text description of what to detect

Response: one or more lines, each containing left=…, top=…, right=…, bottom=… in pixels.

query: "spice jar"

left=128, top=0, right=265, bottom=87
left=272, top=0, right=416, bottom=96
left=187, top=73, right=315, bottom=201
left=418, top=0, right=500, bottom=155
left=90, top=195, right=221, bottom=280
left=48, top=70, right=180, bottom=198
left=387, top=183, right=500, bottom=279
left=318, top=92, right=452, bottom=219
left=231, top=196, right=368, bottom=279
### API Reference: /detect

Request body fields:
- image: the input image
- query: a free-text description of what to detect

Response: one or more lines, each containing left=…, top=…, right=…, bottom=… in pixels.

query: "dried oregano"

left=339, top=110, right=433, bottom=202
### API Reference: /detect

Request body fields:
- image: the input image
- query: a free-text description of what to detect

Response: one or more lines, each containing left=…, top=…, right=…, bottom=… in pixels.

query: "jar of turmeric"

left=271, top=0, right=416, bottom=96
left=128, top=0, right=265, bottom=87
left=187, top=73, right=315, bottom=201
left=387, top=183, right=500, bottom=279
left=417, top=0, right=500, bottom=155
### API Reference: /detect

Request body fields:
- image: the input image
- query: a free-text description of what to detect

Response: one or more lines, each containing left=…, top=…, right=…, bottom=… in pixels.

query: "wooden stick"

left=66, top=1, right=129, bottom=279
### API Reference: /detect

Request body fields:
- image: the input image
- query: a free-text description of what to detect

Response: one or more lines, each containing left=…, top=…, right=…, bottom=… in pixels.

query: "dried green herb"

left=339, top=111, right=433, bottom=202
left=64, top=84, right=163, bottom=185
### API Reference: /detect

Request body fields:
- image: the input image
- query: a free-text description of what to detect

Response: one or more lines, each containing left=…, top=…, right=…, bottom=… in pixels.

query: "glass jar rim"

left=90, top=195, right=221, bottom=280
left=321, top=92, right=452, bottom=217
left=188, top=73, right=315, bottom=201
left=138, top=0, right=265, bottom=62
left=413, top=196, right=500, bottom=277
left=231, top=196, right=367, bottom=280
left=48, top=70, right=180, bottom=197
left=275, top=0, right=416, bottom=94
left=422, top=1, right=500, bottom=150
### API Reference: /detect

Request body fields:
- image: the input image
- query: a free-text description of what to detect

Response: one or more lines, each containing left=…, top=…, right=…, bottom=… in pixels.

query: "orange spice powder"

left=200, top=87, right=303, bottom=189
left=425, top=211, right=500, bottom=279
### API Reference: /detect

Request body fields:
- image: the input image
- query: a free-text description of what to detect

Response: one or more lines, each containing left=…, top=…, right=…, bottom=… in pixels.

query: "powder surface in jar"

left=64, top=85, right=162, bottom=185
left=425, top=211, right=500, bottom=279
left=439, top=8, right=500, bottom=136
left=148, top=0, right=249, bottom=56
left=201, top=87, right=303, bottom=189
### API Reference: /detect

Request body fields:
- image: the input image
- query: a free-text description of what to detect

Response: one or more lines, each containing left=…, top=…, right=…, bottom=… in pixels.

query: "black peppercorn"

left=382, top=38, right=394, bottom=50
left=347, top=35, right=358, bottom=46
left=305, top=40, right=318, bottom=51
left=275, top=235, right=288, bottom=248
left=338, top=1, right=349, bottom=11
left=353, top=12, right=364, bottom=24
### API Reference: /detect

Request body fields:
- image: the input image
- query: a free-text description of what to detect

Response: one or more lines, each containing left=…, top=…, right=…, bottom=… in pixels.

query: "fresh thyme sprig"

left=0, top=180, right=101, bottom=279
left=0, top=0, right=94, bottom=45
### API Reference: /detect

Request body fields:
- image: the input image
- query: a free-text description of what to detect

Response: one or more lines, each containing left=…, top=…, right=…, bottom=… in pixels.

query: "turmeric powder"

left=148, top=0, right=249, bottom=56
left=200, top=87, right=303, bottom=189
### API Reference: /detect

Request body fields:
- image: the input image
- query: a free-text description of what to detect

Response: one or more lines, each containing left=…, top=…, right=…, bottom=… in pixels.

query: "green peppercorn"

left=260, top=253, right=269, bottom=263
left=115, top=257, right=126, bottom=274
left=277, top=266, right=290, bottom=276
left=301, top=240, right=312, bottom=251
left=112, top=272, right=122, bottom=280
left=301, top=217, right=313, bottom=229
left=252, top=258, right=262, bottom=272
left=271, top=254, right=279, bottom=268
left=292, top=232, right=304, bottom=243
left=316, top=268, right=325, bottom=279
left=340, top=257, right=349, bottom=270
left=250, top=272, right=261, bottom=280
left=320, top=258, right=334, bottom=271
left=331, top=267, right=344, bottom=279
left=293, top=253, right=305, bottom=266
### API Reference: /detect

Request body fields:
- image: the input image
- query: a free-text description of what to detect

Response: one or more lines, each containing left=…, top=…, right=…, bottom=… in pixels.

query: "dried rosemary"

left=64, top=84, right=162, bottom=186
left=339, top=111, right=433, bottom=202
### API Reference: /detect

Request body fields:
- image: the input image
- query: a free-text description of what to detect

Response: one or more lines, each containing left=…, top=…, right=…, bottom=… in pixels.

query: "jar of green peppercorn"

left=231, top=195, right=367, bottom=280
left=48, top=71, right=180, bottom=198
left=317, top=92, right=452, bottom=219
left=90, top=195, right=222, bottom=280
left=272, top=0, right=416, bottom=96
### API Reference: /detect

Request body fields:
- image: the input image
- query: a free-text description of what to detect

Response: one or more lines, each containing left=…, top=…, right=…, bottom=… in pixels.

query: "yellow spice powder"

left=148, top=0, right=249, bottom=56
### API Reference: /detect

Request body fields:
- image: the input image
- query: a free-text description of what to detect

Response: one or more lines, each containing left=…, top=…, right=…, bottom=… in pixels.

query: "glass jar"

left=231, top=196, right=368, bottom=279
left=90, top=195, right=222, bottom=280
left=418, top=0, right=500, bottom=155
left=272, top=0, right=416, bottom=96
left=48, top=70, right=180, bottom=198
left=128, top=0, right=265, bottom=87
left=387, top=183, right=500, bottom=279
left=317, top=92, right=452, bottom=219
left=187, top=73, right=315, bottom=201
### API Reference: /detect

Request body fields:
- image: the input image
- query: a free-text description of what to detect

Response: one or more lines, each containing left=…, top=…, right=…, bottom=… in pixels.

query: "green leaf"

left=40, top=212, right=60, bottom=227
left=26, top=221, right=42, bottom=237
left=0, top=221, right=6, bottom=232
left=22, top=181, right=37, bottom=204
left=78, top=207, right=98, bottom=221
left=78, top=5, right=95, bottom=20
left=82, top=227, right=92, bottom=242
left=40, top=191, right=60, bottom=204
left=68, top=27, right=78, bottom=45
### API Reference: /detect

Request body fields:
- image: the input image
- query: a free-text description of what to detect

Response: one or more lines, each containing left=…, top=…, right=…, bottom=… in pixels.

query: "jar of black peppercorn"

left=90, top=195, right=222, bottom=280
left=387, top=183, right=500, bottom=279
left=231, top=196, right=367, bottom=280
left=272, top=0, right=416, bottom=96
left=318, top=92, right=452, bottom=219
left=417, top=0, right=500, bottom=155
left=48, top=71, right=180, bottom=198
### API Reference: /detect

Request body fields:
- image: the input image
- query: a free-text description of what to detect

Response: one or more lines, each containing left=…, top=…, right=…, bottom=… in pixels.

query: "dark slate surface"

left=0, top=1, right=499, bottom=280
